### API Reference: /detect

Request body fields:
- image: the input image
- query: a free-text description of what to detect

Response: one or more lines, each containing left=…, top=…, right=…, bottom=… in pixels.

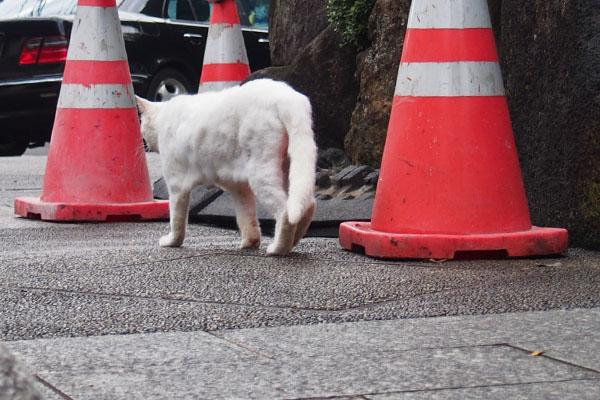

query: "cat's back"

left=161, top=79, right=307, bottom=120
left=238, top=79, right=305, bottom=103
left=232, top=80, right=310, bottom=117
left=240, top=78, right=289, bottom=92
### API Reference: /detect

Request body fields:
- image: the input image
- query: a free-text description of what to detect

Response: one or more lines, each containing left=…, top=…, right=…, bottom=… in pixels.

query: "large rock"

left=343, top=0, right=410, bottom=167
left=500, top=0, right=600, bottom=248
left=249, top=25, right=359, bottom=149
left=268, top=0, right=328, bottom=66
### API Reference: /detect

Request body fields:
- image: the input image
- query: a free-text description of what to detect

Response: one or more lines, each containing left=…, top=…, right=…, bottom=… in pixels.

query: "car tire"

left=0, top=135, right=27, bottom=156
left=146, top=68, right=195, bottom=102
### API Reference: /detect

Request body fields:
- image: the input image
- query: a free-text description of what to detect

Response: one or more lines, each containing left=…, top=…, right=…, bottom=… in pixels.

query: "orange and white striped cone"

left=14, top=0, right=169, bottom=221
left=339, top=0, right=568, bottom=259
left=198, top=0, right=250, bottom=93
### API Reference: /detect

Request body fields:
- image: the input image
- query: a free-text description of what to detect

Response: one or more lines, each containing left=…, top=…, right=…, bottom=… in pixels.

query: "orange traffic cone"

left=198, top=0, right=251, bottom=92
left=14, top=0, right=169, bottom=221
left=339, top=0, right=568, bottom=259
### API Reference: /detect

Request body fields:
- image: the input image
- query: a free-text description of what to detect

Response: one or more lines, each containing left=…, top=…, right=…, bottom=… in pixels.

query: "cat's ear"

left=136, top=95, right=151, bottom=115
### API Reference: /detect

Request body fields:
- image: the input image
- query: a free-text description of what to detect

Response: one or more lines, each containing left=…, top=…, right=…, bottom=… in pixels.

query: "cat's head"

left=136, top=96, right=160, bottom=153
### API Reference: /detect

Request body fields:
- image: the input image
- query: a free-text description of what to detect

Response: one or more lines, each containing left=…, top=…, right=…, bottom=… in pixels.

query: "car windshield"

left=0, top=0, right=269, bottom=29
left=240, top=0, right=269, bottom=29
left=0, top=0, right=76, bottom=18
left=120, top=0, right=269, bottom=29
left=0, top=0, right=125, bottom=19
left=119, top=0, right=162, bottom=17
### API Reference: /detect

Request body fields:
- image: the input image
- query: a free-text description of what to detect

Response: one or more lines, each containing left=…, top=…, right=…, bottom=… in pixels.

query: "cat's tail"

left=282, top=94, right=317, bottom=225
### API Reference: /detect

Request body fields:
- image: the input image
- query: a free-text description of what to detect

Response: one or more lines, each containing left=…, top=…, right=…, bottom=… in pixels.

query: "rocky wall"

left=500, top=0, right=600, bottom=248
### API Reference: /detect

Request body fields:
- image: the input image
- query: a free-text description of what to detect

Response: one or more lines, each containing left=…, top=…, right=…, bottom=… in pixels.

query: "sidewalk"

left=4, top=308, right=600, bottom=399
left=1, top=154, right=599, bottom=399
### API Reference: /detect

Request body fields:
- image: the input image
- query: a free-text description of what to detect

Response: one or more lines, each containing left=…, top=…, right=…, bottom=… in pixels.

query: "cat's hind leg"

left=268, top=210, right=297, bottom=255
left=160, top=189, right=191, bottom=247
left=293, top=198, right=316, bottom=246
left=249, top=174, right=296, bottom=256
left=223, top=183, right=261, bottom=249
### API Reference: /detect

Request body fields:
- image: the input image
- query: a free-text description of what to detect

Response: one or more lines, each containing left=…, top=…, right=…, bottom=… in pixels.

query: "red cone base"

left=340, top=222, right=568, bottom=259
left=15, top=197, right=169, bottom=222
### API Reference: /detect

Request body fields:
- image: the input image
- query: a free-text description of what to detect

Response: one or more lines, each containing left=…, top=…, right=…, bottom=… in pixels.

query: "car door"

left=160, top=0, right=209, bottom=75
left=121, top=0, right=270, bottom=99
left=121, top=0, right=208, bottom=98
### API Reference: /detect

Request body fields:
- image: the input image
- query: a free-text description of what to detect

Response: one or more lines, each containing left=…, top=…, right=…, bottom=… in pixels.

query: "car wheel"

left=0, top=134, right=27, bottom=156
left=146, top=68, right=195, bottom=102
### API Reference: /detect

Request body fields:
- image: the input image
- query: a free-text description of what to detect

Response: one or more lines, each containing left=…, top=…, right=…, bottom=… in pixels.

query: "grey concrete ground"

left=1, top=154, right=599, bottom=399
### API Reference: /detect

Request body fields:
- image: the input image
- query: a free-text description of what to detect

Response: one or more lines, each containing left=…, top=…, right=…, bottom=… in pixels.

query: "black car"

left=0, top=0, right=270, bottom=155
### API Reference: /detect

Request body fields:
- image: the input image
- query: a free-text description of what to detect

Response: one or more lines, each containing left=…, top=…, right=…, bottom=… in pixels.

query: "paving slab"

left=215, top=308, right=600, bottom=357
left=5, top=309, right=600, bottom=399
left=1, top=210, right=600, bottom=340
left=368, top=380, right=600, bottom=400
left=514, top=336, right=600, bottom=372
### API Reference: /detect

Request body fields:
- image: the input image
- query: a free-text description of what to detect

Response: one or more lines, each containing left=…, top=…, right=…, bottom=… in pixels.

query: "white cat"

left=136, top=79, right=317, bottom=256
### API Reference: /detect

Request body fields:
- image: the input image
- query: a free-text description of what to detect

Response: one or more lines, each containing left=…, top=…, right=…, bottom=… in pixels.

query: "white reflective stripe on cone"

left=203, top=23, right=249, bottom=65
left=408, top=0, right=492, bottom=29
left=395, top=62, right=505, bottom=97
left=58, top=84, right=136, bottom=108
left=67, top=6, right=127, bottom=61
left=197, top=80, right=241, bottom=93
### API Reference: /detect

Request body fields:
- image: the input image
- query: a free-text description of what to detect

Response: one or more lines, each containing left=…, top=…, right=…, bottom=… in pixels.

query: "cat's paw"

left=240, top=236, right=260, bottom=250
left=266, top=242, right=291, bottom=256
left=159, top=234, right=183, bottom=247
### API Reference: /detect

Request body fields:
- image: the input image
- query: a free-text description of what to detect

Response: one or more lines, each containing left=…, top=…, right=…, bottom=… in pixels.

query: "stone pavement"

left=4, top=309, right=600, bottom=399
left=1, top=154, right=599, bottom=399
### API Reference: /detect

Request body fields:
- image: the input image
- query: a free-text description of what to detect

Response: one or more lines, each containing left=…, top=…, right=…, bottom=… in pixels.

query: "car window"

left=162, top=0, right=269, bottom=29
left=0, top=0, right=78, bottom=19
left=238, top=0, right=269, bottom=29
left=0, top=0, right=129, bottom=19
left=165, top=0, right=209, bottom=23
left=119, top=0, right=163, bottom=18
